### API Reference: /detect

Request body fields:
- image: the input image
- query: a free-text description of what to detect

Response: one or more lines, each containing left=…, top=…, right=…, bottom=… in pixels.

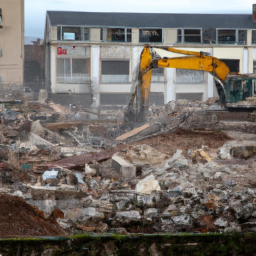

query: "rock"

left=66, top=173, right=78, bottom=185
left=144, top=208, right=158, bottom=217
left=116, top=211, right=141, bottom=219
left=42, top=169, right=58, bottom=180
left=77, top=221, right=108, bottom=233
left=169, top=150, right=183, bottom=163
left=171, top=215, right=190, bottom=225
left=219, top=146, right=231, bottom=160
left=85, top=164, right=97, bottom=176
left=44, top=179, right=59, bottom=186
left=231, top=146, right=256, bottom=160
left=73, top=172, right=86, bottom=185
left=63, top=207, right=101, bottom=220
left=192, top=150, right=212, bottom=163
left=214, top=217, right=228, bottom=227
left=136, top=175, right=161, bottom=194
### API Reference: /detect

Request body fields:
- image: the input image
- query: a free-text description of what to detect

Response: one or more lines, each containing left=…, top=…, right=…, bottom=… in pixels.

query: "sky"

left=25, top=0, right=256, bottom=38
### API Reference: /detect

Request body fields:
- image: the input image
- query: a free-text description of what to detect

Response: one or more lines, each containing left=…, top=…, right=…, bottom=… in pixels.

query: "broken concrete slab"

left=136, top=175, right=161, bottom=194
left=112, top=154, right=136, bottom=178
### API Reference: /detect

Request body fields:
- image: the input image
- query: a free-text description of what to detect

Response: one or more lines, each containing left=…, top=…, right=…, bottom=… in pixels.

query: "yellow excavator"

left=125, top=45, right=232, bottom=122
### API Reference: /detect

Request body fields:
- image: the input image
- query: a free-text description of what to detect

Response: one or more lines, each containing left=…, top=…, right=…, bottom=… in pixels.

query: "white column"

left=50, top=45, right=57, bottom=93
left=166, top=68, right=175, bottom=102
left=243, top=48, right=249, bottom=74
left=91, top=45, right=100, bottom=107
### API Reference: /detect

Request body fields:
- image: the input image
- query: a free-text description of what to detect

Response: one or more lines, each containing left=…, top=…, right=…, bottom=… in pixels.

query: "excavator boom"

left=125, top=45, right=231, bottom=122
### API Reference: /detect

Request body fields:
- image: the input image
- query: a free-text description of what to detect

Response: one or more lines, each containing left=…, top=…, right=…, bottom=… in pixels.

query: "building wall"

left=0, top=0, right=24, bottom=89
left=45, top=24, right=256, bottom=107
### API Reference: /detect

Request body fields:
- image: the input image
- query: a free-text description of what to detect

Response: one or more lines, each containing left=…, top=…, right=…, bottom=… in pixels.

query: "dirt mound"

left=135, top=128, right=233, bottom=157
left=0, top=194, right=66, bottom=238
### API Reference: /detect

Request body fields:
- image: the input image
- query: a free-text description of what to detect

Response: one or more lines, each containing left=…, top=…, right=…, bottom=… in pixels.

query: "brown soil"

left=134, top=128, right=233, bottom=157
left=0, top=194, right=66, bottom=238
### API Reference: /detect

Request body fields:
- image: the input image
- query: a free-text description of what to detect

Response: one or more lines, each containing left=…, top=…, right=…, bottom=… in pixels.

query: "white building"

left=44, top=8, right=256, bottom=107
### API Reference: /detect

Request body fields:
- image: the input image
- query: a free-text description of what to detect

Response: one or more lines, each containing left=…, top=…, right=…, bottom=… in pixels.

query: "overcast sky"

left=25, top=0, right=256, bottom=37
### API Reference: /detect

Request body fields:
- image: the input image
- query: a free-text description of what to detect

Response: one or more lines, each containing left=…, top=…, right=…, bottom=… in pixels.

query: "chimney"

left=253, top=4, right=256, bottom=22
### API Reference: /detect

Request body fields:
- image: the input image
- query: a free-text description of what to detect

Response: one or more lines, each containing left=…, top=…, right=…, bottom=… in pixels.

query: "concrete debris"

left=2, top=97, right=256, bottom=237
left=136, top=174, right=161, bottom=194
left=42, top=169, right=58, bottom=180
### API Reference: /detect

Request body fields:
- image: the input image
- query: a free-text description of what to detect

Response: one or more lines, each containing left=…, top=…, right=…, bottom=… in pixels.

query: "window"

left=62, top=27, right=81, bottom=41
left=59, top=27, right=90, bottom=41
left=139, top=29, right=162, bottom=43
left=203, top=28, right=216, bottom=44
left=254, top=60, right=256, bottom=73
left=176, top=93, right=203, bottom=101
left=101, top=60, right=129, bottom=83
left=57, top=58, right=90, bottom=83
left=84, top=28, right=89, bottom=41
left=107, top=28, right=132, bottom=42
left=176, top=69, right=204, bottom=84
left=152, top=68, right=164, bottom=83
left=177, top=29, right=182, bottom=43
left=218, top=30, right=236, bottom=44
left=252, top=30, right=256, bottom=44
left=184, top=29, right=201, bottom=43
left=238, top=30, right=247, bottom=45
left=220, top=59, right=240, bottom=73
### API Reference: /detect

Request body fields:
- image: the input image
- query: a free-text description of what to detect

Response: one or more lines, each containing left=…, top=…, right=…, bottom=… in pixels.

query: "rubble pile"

left=1, top=98, right=256, bottom=237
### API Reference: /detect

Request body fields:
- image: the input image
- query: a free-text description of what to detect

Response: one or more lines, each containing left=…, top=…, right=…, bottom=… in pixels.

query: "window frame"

left=100, top=59, right=130, bottom=84
left=177, top=28, right=203, bottom=44
left=139, top=28, right=163, bottom=43
left=106, top=28, right=132, bottom=43
left=57, top=26, right=90, bottom=41
left=56, top=57, right=91, bottom=84
left=252, top=30, right=256, bottom=45
left=177, top=28, right=248, bottom=45
left=216, top=28, right=247, bottom=45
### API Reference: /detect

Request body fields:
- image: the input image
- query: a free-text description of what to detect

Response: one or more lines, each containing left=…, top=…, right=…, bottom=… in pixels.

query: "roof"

left=47, top=11, right=256, bottom=29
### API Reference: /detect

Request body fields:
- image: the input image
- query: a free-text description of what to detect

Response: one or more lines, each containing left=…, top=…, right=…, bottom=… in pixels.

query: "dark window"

left=127, top=29, right=132, bottom=42
left=254, top=60, right=256, bottom=73
left=238, top=30, right=247, bottom=45
left=57, top=58, right=90, bottom=83
left=177, top=29, right=182, bottom=43
left=139, top=29, right=162, bottom=43
left=62, top=27, right=81, bottom=41
left=100, top=28, right=103, bottom=41
left=184, top=29, right=201, bottom=43
left=220, top=59, right=240, bottom=73
left=252, top=30, right=256, bottom=44
left=203, top=28, right=216, bottom=44
left=101, top=60, right=129, bottom=83
left=107, top=28, right=125, bottom=42
left=84, top=28, right=90, bottom=41
left=176, top=93, right=203, bottom=101
left=218, top=30, right=236, bottom=44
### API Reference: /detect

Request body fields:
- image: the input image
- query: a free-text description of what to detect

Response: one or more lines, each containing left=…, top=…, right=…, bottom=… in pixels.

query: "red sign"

left=57, top=47, right=67, bottom=55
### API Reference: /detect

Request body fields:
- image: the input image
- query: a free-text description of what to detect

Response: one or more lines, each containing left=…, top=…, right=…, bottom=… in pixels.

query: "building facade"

left=44, top=9, right=256, bottom=107
left=0, top=0, right=24, bottom=97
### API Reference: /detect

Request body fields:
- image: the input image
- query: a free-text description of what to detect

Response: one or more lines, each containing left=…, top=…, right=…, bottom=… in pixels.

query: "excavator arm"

left=126, top=45, right=231, bottom=122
